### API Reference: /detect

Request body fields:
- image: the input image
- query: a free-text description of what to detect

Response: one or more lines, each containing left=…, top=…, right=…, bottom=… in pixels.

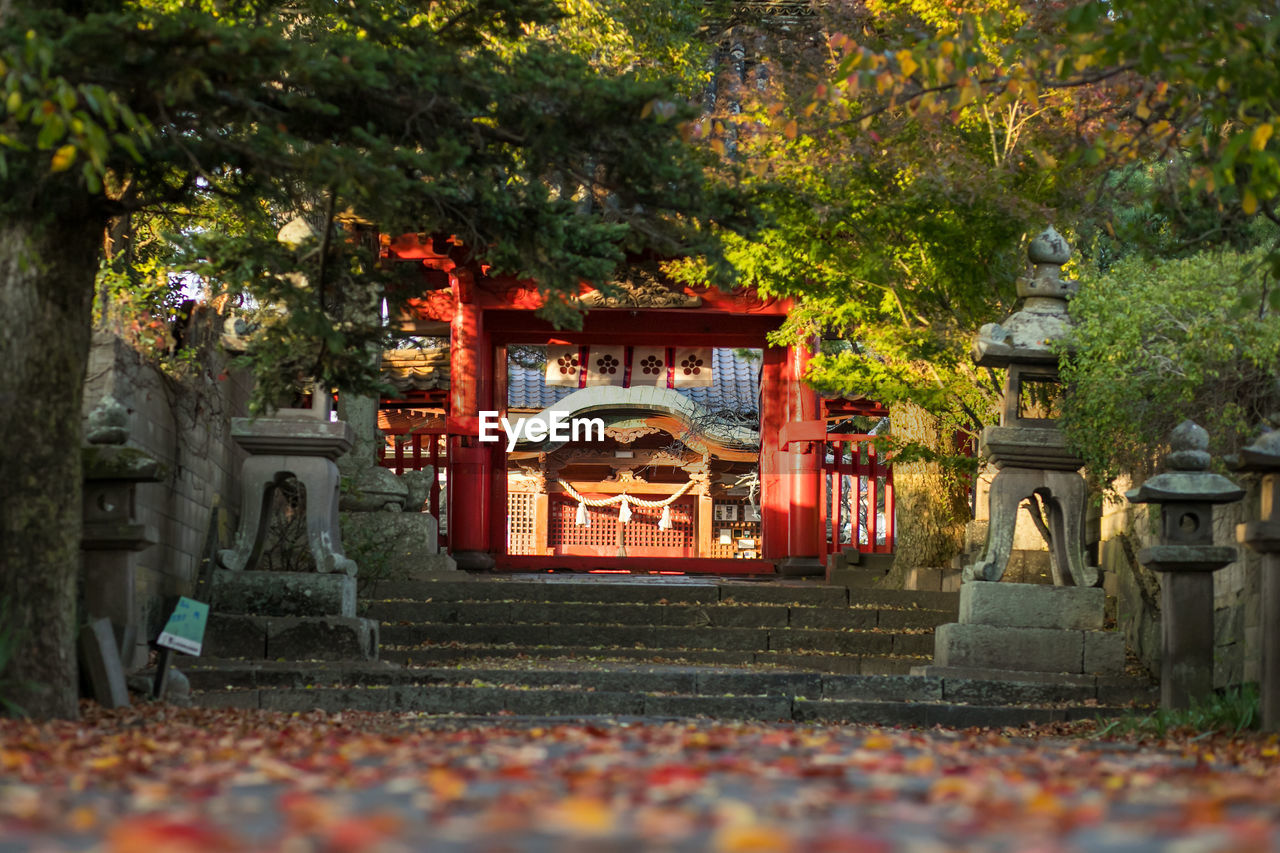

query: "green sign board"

left=156, top=596, right=209, bottom=656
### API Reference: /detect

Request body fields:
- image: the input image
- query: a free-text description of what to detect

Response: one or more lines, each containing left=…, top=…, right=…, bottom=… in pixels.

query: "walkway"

left=2, top=704, right=1276, bottom=851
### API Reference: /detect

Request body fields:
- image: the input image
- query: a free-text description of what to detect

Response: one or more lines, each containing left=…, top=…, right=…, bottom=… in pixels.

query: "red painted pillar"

left=781, top=341, right=822, bottom=575
left=448, top=270, right=495, bottom=570
left=759, top=347, right=787, bottom=562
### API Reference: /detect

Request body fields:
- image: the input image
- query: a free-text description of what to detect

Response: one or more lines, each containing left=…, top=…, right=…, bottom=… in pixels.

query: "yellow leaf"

left=1251, top=123, right=1274, bottom=151
left=87, top=754, right=120, bottom=770
left=543, top=797, right=615, bottom=837
left=710, top=138, right=726, bottom=156
left=5, top=91, right=19, bottom=113
left=783, top=119, right=798, bottom=140
left=640, top=100, right=653, bottom=119
left=862, top=734, right=893, bottom=750
left=50, top=144, right=76, bottom=172
left=897, top=50, right=918, bottom=78
left=68, top=806, right=97, bottom=832
left=715, top=825, right=794, bottom=852
left=1136, top=101, right=1151, bottom=120
left=1243, top=189, right=1259, bottom=215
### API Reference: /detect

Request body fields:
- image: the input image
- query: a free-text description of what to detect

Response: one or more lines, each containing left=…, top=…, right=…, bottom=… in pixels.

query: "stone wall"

left=1098, top=478, right=1262, bottom=688
left=81, top=329, right=252, bottom=667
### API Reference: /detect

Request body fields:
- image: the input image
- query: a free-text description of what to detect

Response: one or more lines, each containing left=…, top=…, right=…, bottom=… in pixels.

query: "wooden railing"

left=820, top=434, right=894, bottom=556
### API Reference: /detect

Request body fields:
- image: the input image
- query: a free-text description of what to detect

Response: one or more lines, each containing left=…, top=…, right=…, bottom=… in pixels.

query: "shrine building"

left=373, top=236, right=893, bottom=575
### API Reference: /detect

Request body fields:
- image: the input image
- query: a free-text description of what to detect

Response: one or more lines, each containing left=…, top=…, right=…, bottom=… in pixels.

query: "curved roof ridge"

left=517, top=384, right=758, bottom=451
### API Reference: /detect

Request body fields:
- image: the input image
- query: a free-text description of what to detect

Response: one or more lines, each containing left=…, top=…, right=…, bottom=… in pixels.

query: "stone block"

left=959, top=582, right=1104, bottom=630
left=933, top=622, right=1085, bottom=673
left=400, top=554, right=458, bottom=576
left=821, top=674, right=942, bottom=702
left=1082, top=630, right=1125, bottom=677
left=912, top=665, right=1095, bottom=686
left=79, top=619, right=130, bottom=708
left=341, top=511, right=441, bottom=574
left=266, top=616, right=379, bottom=661
left=943, top=678, right=1092, bottom=705
left=205, top=613, right=269, bottom=659
left=212, top=570, right=356, bottom=618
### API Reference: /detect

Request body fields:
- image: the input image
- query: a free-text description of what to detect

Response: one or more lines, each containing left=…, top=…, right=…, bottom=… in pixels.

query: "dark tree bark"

left=0, top=207, right=104, bottom=718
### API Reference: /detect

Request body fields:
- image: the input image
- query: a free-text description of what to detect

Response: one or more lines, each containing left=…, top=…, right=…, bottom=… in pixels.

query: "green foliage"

left=1059, top=247, right=1280, bottom=486
left=0, top=0, right=739, bottom=404
left=1095, top=685, right=1260, bottom=739
left=689, top=1, right=1098, bottom=465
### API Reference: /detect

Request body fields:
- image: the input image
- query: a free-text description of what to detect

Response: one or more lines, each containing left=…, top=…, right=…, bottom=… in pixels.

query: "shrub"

left=1060, top=247, right=1280, bottom=487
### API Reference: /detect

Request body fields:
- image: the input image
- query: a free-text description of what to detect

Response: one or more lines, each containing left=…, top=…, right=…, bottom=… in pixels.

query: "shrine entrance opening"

left=504, top=348, right=763, bottom=568
left=385, top=238, right=895, bottom=574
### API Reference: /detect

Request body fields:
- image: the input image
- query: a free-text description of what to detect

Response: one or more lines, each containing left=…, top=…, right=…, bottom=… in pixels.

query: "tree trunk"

left=889, top=402, right=968, bottom=571
left=0, top=210, right=104, bottom=718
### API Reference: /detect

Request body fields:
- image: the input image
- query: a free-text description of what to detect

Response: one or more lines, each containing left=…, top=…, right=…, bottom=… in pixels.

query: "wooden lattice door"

left=548, top=495, right=695, bottom=557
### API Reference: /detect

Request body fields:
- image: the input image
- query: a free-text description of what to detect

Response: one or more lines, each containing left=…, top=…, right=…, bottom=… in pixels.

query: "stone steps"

left=363, top=575, right=956, bottom=674
left=187, top=661, right=1154, bottom=727
left=363, top=577, right=959, bottom=611
left=379, top=622, right=938, bottom=656
left=366, top=600, right=953, bottom=630
left=378, top=645, right=929, bottom=675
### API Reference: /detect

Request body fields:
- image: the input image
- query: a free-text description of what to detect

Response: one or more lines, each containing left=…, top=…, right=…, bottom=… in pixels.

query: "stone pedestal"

left=217, top=413, right=358, bottom=576
left=919, top=582, right=1124, bottom=679
left=205, top=569, right=379, bottom=661
left=212, top=570, right=356, bottom=618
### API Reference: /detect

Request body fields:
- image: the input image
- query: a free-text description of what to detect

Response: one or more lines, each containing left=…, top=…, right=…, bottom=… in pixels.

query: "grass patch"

left=1095, top=684, right=1260, bottom=739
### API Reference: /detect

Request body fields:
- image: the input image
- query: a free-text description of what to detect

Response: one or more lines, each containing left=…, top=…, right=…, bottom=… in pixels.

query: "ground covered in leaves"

left=2, top=704, right=1279, bottom=851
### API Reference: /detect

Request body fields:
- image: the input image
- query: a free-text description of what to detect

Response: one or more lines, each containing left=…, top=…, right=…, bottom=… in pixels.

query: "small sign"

left=719, top=528, right=733, bottom=545
left=156, top=597, right=209, bottom=656
left=714, top=505, right=739, bottom=522
left=736, top=538, right=756, bottom=550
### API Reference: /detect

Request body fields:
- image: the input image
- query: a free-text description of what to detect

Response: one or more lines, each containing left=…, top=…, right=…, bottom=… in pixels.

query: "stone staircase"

left=188, top=571, right=1157, bottom=725
left=370, top=574, right=953, bottom=675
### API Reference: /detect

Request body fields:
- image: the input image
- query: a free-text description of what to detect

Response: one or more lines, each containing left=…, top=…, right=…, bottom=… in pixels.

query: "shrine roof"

left=381, top=346, right=450, bottom=393
left=507, top=347, right=759, bottom=412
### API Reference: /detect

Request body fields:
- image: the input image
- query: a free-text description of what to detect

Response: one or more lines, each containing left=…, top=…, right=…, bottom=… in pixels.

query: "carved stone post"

left=1232, top=420, right=1280, bottom=729
left=217, top=391, right=358, bottom=576
left=1127, top=421, right=1243, bottom=710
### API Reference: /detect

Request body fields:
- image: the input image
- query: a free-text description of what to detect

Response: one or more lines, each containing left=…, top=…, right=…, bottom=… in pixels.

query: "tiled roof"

left=507, top=348, right=760, bottom=412
left=380, top=346, right=762, bottom=412
left=381, top=347, right=450, bottom=393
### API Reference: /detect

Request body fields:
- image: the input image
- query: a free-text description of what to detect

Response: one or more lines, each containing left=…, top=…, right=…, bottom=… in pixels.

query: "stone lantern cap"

left=972, top=226, right=1079, bottom=368
left=1126, top=421, right=1245, bottom=505
left=1233, top=424, right=1280, bottom=472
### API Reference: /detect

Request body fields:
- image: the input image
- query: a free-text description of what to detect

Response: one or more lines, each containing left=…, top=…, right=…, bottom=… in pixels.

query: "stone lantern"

left=1232, top=418, right=1280, bottom=729
left=923, top=230, right=1122, bottom=684
left=964, top=226, right=1096, bottom=588
left=1127, top=421, right=1243, bottom=709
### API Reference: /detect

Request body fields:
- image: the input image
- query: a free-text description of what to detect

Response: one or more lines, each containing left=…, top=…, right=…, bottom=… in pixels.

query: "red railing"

left=377, top=429, right=447, bottom=548
left=820, top=434, right=894, bottom=556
